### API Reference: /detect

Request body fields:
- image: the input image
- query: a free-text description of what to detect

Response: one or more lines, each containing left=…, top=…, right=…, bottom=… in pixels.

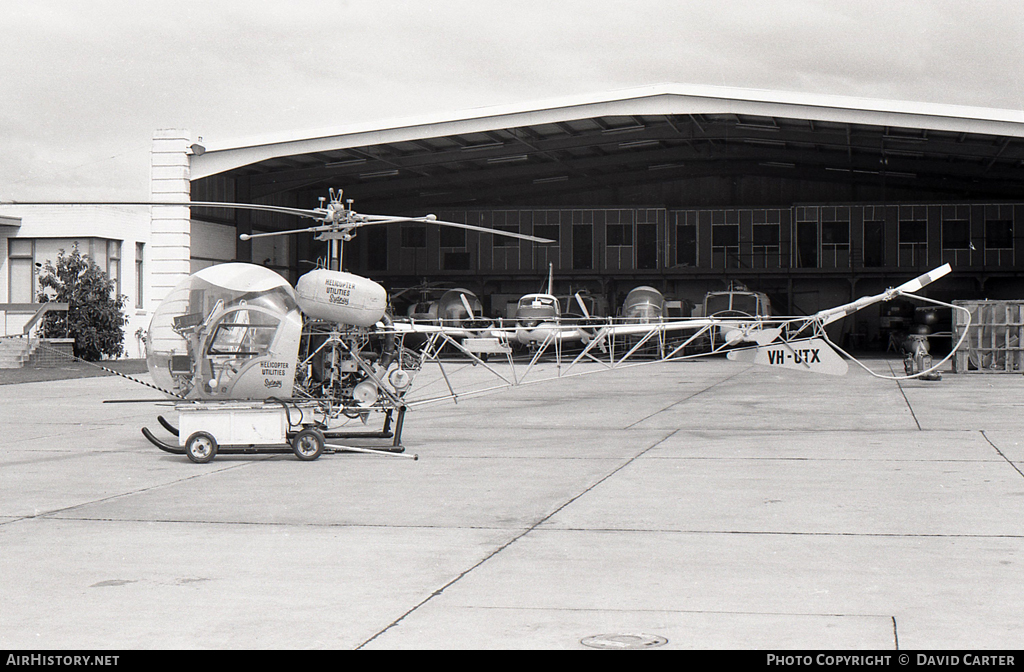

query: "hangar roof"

left=190, top=83, right=1024, bottom=209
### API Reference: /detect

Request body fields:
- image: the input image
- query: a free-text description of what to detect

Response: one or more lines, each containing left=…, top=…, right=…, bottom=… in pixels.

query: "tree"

left=36, top=244, right=128, bottom=361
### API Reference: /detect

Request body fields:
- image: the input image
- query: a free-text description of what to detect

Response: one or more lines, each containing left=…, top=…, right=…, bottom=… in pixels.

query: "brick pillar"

left=149, top=129, right=193, bottom=310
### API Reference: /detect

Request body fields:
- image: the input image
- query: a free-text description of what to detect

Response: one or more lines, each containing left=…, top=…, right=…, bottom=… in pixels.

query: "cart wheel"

left=292, top=428, right=325, bottom=461
left=185, top=431, right=218, bottom=464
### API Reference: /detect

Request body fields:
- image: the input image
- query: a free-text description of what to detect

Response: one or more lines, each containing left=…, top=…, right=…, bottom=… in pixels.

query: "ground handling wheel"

left=291, top=427, right=325, bottom=461
left=184, top=431, right=218, bottom=464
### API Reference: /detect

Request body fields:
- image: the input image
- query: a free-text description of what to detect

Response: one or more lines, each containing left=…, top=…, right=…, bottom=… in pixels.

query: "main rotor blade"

left=240, top=226, right=334, bottom=241
left=2, top=200, right=325, bottom=220
left=390, top=216, right=555, bottom=244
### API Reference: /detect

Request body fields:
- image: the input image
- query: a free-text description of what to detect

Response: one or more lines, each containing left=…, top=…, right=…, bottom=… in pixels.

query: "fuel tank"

left=295, top=269, right=387, bottom=327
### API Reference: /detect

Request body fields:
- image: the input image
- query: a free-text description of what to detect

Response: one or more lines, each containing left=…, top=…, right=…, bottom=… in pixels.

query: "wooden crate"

left=952, top=301, right=1024, bottom=373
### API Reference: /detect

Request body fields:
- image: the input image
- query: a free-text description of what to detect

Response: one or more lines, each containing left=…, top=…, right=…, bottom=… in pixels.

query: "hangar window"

left=863, top=221, right=884, bottom=267
left=712, top=224, right=740, bottom=268
left=533, top=224, right=560, bottom=243
left=795, top=222, right=818, bottom=268
left=820, top=221, right=850, bottom=269
left=440, top=226, right=466, bottom=248
left=675, top=223, right=697, bottom=267
left=572, top=224, right=593, bottom=270
left=606, top=223, right=633, bottom=247
left=444, top=252, right=471, bottom=271
left=492, top=225, right=519, bottom=248
left=899, top=219, right=927, bottom=267
left=986, top=220, right=1013, bottom=249
left=365, top=226, right=388, bottom=272
left=401, top=224, right=427, bottom=248
left=942, top=220, right=970, bottom=249
left=636, top=223, right=658, bottom=270
left=752, top=223, right=780, bottom=268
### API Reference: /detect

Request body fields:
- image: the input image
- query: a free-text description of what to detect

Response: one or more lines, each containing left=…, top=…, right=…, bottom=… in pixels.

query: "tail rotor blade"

left=894, top=263, right=951, bottom=295
left=816, top=264, right=952, bottom=326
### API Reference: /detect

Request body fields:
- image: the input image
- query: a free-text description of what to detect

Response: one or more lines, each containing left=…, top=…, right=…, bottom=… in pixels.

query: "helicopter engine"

left=296, top=317, right=403, bottom=413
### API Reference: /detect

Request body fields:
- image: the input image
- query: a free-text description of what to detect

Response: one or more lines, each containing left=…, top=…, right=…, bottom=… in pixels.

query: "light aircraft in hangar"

left=511, top=264, right=603, bottom=349
left=2, top=191, right=970, bottom=464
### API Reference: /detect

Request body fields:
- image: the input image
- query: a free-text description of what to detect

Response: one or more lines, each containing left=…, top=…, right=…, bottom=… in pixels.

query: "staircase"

left=0, top=338, right=36, bottom=369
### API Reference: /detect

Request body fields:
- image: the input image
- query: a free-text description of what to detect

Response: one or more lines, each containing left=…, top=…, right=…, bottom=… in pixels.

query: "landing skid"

left=142, top=426, right=183, bottom=454
left=158, top=415, right=179, bottom=436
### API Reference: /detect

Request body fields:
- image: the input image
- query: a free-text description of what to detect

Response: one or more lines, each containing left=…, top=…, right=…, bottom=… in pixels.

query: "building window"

left=7, top=237, right=124, bottom=303
left=401, top=224, right=426, bottom=248
left=8, top=238, right=34, bottom=303
left=107, top=240, right=121, bottom=297
left=899, top=219, right=927, bottom=267
left=135, top=242, right=144, bottom=309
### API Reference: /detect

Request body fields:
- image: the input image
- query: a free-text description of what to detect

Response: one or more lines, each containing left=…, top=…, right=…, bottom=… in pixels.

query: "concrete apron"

left=0, top=357, right=1021, bottom=649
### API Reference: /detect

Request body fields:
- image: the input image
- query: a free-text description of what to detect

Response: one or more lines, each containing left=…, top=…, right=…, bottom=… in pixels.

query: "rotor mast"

left=317, top=191, right=356, bottom=271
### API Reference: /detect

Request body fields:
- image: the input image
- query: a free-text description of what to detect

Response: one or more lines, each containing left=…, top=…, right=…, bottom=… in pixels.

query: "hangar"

left=174, top=83, right=1024, bottom=339
left=7, top=84, right=1024, bottom=354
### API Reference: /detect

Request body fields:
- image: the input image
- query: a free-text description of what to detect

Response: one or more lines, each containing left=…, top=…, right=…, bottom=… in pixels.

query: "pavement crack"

left=624, top=367, right=751, bottom=429
left=887, top=361, right=922, bottom=431
left=981, top=430, right=1024, bottom=480
left=356, top=428, right=681, bottom=649
left=3, top=460, right=267, bottom=525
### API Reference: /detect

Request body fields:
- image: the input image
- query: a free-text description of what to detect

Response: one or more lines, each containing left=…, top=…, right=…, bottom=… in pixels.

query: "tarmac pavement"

left=1, top=355, right=1022, bottom=650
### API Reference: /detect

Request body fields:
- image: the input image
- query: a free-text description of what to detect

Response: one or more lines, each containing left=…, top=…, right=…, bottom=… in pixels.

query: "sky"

left=3, top=0, right=1023, bottom=201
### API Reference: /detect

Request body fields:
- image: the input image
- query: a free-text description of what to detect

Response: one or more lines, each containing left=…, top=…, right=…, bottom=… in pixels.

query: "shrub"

left=36, top=244, right=128, bottom=361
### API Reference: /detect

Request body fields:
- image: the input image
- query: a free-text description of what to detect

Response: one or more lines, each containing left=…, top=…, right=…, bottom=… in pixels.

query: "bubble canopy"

left=146, top=264, right=302, bottom=400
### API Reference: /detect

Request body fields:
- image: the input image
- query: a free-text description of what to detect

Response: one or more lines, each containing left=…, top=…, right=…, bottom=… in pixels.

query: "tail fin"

left=727, top=337, right=848, bottom=375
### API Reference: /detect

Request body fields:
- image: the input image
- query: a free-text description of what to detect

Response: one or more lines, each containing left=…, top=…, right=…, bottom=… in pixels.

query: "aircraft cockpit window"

left=705, top=295, right=732, bottom=316
left=207, top=323, right=279, bottom=356
left=731, top=295, right=760, bottom=316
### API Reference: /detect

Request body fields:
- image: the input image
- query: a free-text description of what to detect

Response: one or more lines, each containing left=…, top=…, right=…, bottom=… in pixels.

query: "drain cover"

left=580, top=633, right=668, bottom=649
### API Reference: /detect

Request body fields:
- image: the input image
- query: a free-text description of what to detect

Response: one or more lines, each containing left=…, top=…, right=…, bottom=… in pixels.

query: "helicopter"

left=3, top=189, right=552, bottom=463
left=2, top=191, right=972, bottom=463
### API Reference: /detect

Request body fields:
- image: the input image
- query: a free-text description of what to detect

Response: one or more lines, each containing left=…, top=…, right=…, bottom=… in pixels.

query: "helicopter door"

left=200, top=304, right=300, bottom=399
